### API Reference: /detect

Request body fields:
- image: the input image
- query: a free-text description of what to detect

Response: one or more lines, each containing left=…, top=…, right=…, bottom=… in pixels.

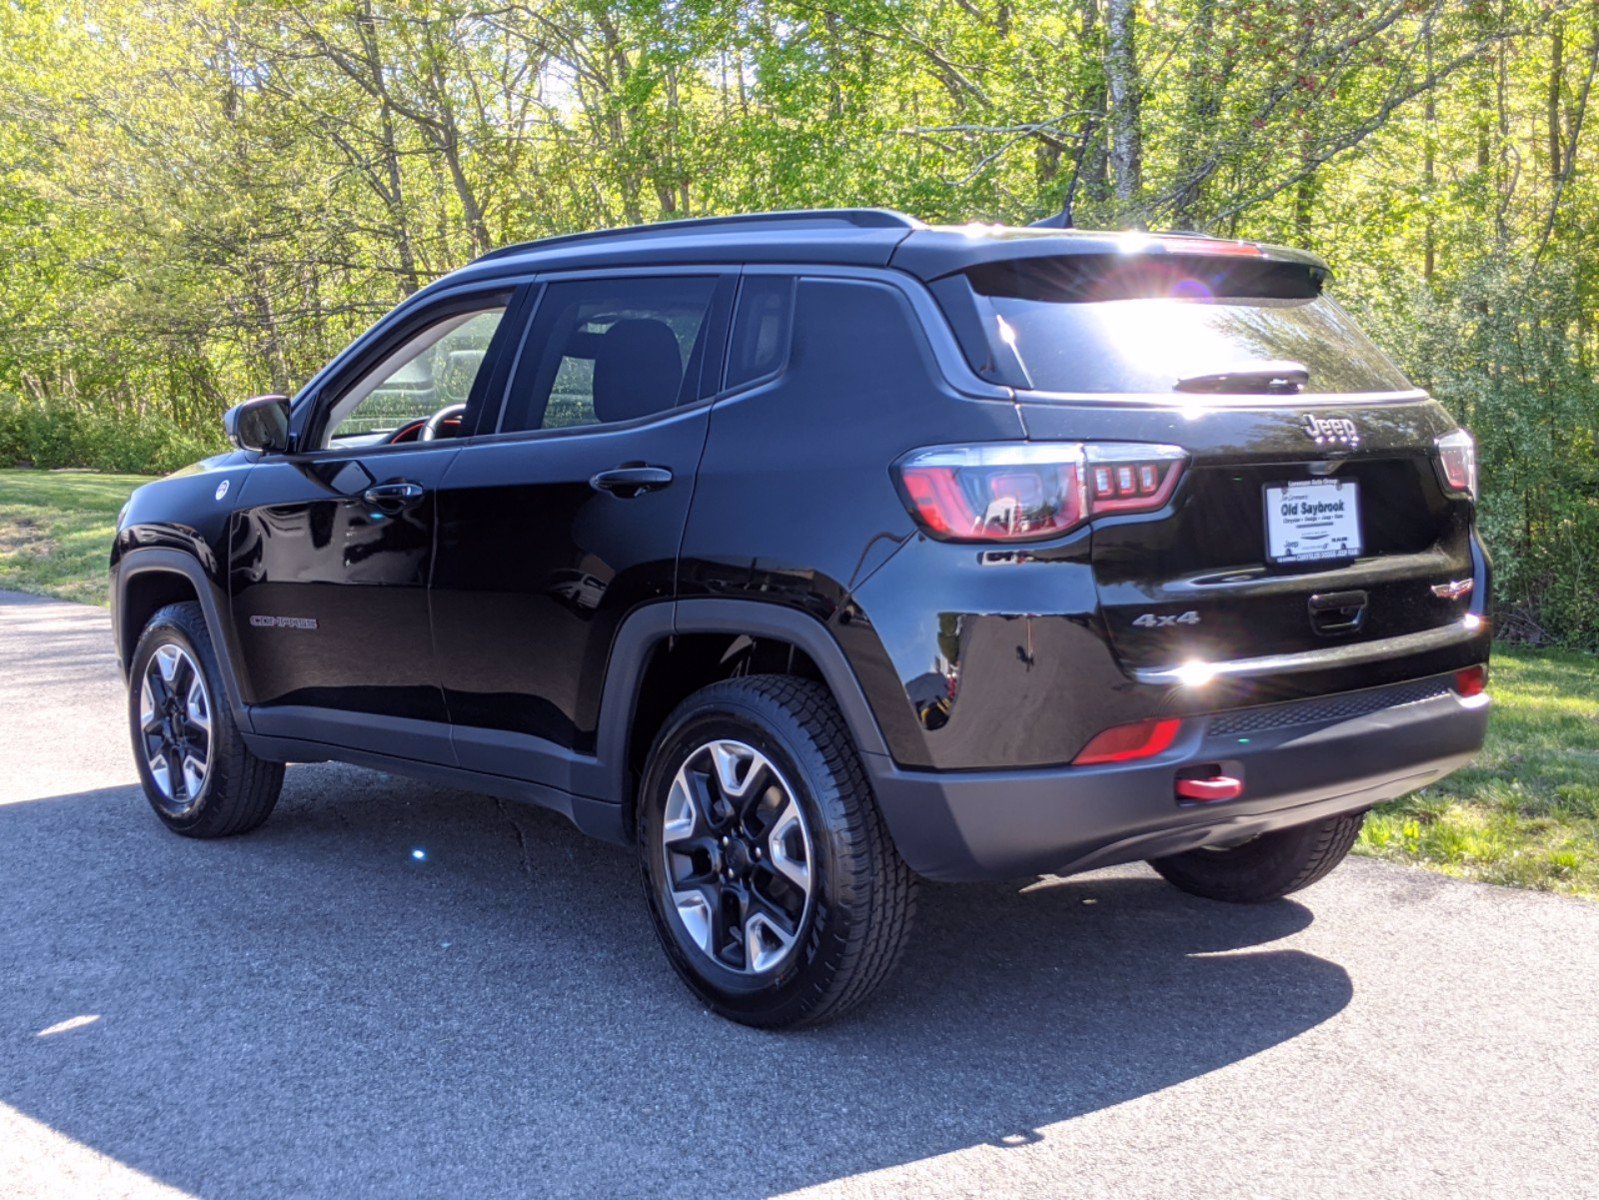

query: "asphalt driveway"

left=2, top=589, right=1596, bottom=1198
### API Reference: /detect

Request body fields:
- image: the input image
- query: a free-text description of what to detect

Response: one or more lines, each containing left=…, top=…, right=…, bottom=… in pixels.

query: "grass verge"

left=1357, top=645, right=1599, bottom=900
left=0, top=467, right=151, bottom=604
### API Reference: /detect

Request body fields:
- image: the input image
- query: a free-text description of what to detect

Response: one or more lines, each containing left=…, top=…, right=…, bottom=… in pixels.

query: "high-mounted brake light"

left=1122, top=234, right=1266, bottom=258
left=895, top=442, right=1187, bottom=542
left=1073, top=718, right=1183, bottom=765
left=1435, top=429, right=1477, bottom=500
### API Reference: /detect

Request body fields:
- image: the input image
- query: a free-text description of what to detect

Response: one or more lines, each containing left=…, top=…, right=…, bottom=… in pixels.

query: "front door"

left=430, top=272, right=732, bottom=781
left=229, top=289, right=522, bottom=756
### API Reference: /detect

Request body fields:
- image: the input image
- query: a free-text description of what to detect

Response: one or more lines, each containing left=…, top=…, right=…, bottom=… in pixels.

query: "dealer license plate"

left=1264, top=478, right=1362, bottom=564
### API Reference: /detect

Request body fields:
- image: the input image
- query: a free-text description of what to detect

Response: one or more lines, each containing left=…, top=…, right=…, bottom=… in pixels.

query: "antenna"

left=1031, top=116, right=1098, bottom=229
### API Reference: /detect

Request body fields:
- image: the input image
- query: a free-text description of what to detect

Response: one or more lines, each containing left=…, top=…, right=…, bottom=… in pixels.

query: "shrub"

left=0, top=394, right=222, bottom=477
left=1353, top=263, right=1599, bottom=652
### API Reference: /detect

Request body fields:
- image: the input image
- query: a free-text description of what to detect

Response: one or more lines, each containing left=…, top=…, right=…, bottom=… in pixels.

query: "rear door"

left=430, top=271, right=733, bottom=776
left=228, top=286, right=524, bottom=752
left=959, top=252, right=1484, bottom=695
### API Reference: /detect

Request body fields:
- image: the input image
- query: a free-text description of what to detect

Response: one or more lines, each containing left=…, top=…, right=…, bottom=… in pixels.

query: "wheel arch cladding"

left=115, top=548, right=251, bottom=726
left=603, top=599, right=893, bottom=835
left=118, top=568, right=200, bottom=671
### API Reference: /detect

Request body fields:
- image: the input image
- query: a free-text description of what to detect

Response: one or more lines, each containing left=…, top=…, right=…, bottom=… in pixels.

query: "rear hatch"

left=939, top=243, right=1483, bottom=692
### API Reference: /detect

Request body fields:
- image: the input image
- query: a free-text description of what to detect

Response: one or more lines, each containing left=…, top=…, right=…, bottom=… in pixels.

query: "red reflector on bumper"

left=1454, top=664, right=1489, bottom=698
left=1073, top=718, right=1183, bottom=765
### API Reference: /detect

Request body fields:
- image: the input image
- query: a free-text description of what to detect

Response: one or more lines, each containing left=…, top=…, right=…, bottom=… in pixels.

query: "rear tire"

left=129, top=602, right=283, bottom=838
left=1148, top=810, right=1366, bottom=904
left=638, top=675, right=917, bottom=1029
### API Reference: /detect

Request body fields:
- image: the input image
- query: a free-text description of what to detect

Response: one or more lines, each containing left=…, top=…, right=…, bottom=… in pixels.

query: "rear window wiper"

left=1174, top=361, right=1309, bottom=395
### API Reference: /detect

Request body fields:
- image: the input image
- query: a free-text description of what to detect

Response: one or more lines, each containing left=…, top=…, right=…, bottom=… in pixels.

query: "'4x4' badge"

left=1132, top=610, right=1201, bottom=629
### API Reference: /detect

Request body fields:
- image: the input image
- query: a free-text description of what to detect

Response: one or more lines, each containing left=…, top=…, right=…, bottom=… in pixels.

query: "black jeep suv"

left=111, top=209, right=1491, bottom=1027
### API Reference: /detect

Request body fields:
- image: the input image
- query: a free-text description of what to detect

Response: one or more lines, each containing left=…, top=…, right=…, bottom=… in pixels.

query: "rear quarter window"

left=726, top=276, right=795, bottom=390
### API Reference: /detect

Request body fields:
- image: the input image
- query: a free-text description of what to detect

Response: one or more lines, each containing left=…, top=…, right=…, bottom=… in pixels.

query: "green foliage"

left=1358, top=262, right=1599, bottom=649
left=1358, top=645, right=1599, bottom=899
left=0, top=0, right=1596, bottom=641
left=0, top=396, right=220, bottom=477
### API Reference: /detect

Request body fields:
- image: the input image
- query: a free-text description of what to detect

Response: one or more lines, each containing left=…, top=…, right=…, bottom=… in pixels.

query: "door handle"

left=362, top=481, right=425, bottom=512
left=589, top=466, right=673, bottom=498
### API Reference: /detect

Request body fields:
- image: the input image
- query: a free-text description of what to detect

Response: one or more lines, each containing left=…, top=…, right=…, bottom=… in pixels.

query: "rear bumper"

left=865, top=673, right=1490, bottom=882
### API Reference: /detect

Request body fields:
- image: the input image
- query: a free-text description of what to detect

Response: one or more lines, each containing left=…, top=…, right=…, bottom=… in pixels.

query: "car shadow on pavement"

left=0, top=765, right=1352, bottom=1198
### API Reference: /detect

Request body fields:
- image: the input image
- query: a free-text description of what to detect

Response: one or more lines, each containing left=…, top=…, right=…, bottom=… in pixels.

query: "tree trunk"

left=1550, top=14, right=1566, bottom=181
left=1424, top=30, right=1436, bottom=281
left=1105, top=0, right=1142, bottom=214
left=355, top=2, right=421, bottom=292
left=1172, top=0, right=1217, bottom=229
left=1079, top=0, right=1110, bottom=205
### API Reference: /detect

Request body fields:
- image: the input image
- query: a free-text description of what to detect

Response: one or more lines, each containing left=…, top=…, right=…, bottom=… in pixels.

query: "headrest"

left=591, top=318, right=683, bottom=423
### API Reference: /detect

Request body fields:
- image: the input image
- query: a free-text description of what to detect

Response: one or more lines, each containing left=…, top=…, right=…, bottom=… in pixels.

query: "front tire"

left=1148, top=810, right=1366, bottom=904
left=129, top=602, right=283, bottom=838
left=638, top=676, right=916, bottom=1029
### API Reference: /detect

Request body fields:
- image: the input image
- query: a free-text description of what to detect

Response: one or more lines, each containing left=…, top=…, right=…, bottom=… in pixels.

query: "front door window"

left=322, top=307, right=507, bottom=448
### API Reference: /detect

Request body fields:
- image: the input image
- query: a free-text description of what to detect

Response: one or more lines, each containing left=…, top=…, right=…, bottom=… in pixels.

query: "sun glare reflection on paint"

left=1174, top=660, right=1217, bottom=688
left=37, top=1015, right=100, bottom=1037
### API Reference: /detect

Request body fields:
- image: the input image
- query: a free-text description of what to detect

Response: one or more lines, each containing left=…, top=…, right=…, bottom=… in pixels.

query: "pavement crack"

left=496, top=797, right=535, bottom=887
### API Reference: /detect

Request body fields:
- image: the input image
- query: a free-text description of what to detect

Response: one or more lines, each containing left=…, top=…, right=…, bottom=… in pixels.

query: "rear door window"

left=498, top=276, right=722, bottom=433
left=963, top=255, right=1412, bottom=396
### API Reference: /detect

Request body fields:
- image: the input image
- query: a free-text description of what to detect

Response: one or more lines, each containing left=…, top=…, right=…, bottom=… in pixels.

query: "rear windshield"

left=966, top=255, right=1412, bottom=396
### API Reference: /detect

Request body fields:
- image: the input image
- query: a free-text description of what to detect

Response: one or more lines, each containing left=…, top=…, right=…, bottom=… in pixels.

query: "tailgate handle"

left=1308, top=589, right=1367, bottom=636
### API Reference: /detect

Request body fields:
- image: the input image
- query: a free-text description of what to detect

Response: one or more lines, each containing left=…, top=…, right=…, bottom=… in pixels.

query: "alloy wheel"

left=139, top=643, right=212, bottom=817
left=660, top=739, right=815, bottom=975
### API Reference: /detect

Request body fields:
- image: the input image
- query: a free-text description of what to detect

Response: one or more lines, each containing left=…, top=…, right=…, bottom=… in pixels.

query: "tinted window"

left=501, top=277, right=718, bottom=432
left=967, top=256, right=1411, bottom=395
left=726, top=276, right=795, bottom=390
left=324, top=305, right=507, bottom=447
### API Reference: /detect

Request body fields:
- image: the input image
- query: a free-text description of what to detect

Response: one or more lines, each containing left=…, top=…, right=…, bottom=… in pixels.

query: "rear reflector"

left=1073, top=718, right=1183, bottom=765
left=1454, top=665, right=1489, bottom=698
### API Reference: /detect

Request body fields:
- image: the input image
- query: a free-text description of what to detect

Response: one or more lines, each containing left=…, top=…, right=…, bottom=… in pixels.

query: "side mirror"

left=224, top=394, right=292, bottom=454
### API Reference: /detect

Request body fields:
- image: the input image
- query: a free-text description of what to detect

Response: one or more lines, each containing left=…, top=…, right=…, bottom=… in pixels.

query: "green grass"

left=1357, top=645, right=1599, bottom=900
left=2, top=467, right=1595, bottom=898
left=0, top=467, right=152, bottom=604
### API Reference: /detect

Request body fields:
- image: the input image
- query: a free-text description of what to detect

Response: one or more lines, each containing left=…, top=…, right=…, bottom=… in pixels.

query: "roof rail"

left=474, top=208, right=924, bottom=264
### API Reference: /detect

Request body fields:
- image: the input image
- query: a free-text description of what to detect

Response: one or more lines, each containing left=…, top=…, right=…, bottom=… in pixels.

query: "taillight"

left=895, top=442, right=1186, bottom=542
left=1435, top=429, right=1477, bottom=500
left=1073, top=717, right=1183, bottom=765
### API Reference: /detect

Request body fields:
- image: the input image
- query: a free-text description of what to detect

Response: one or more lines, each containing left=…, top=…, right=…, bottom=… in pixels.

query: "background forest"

left=0, top=0, right=1596, bottom=646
